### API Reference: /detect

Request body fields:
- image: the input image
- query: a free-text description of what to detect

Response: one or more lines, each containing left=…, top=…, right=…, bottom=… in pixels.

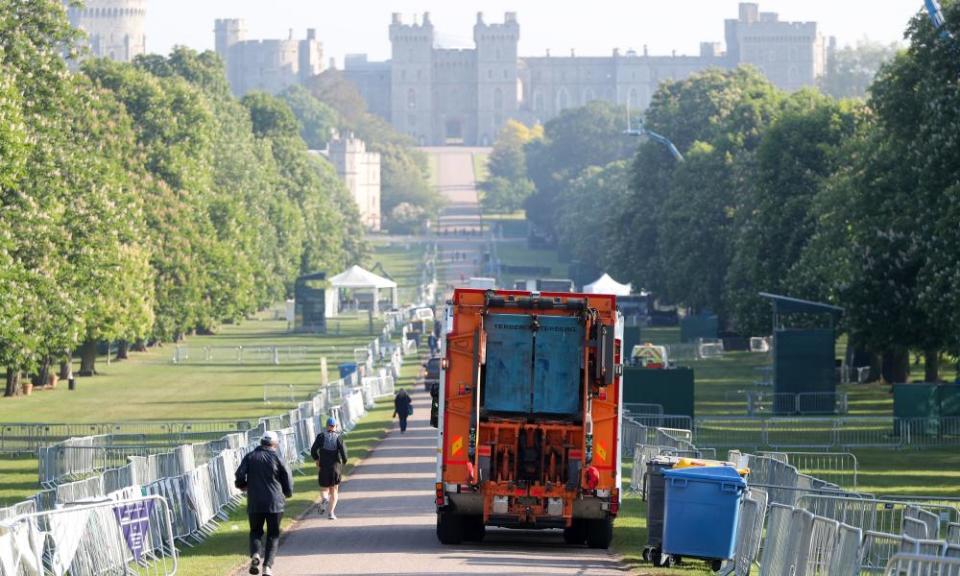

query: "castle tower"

left=389, top=13, right=435, bottom=145
left=214, top=18, right=245, bottom=58
left=474, top=12, right=520, bottom=146
left=66, top=0, right=147, bottom=62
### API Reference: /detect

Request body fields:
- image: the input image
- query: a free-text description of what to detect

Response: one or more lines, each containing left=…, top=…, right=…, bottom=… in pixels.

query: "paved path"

left=271, top=148, right=627, bottom=576
left=272, top=392, right=627, bottom=575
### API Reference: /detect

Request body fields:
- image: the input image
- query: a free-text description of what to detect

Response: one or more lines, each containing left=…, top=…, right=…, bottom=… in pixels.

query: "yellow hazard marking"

left=450, top=436, right=463, bottom=456
left=596, top=442, right=608, bottom=463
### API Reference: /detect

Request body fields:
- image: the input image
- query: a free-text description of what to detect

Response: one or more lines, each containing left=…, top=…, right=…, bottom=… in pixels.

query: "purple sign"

left=112, top=500, right=156, bottom=561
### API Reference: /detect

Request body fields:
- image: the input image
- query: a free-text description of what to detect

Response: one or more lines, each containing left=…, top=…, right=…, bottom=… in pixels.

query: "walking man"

left=311, top=417, right=348, bottom=520
left=235, top=431, right=293, bottom=576
left=394, top=388, right=413, bottom=433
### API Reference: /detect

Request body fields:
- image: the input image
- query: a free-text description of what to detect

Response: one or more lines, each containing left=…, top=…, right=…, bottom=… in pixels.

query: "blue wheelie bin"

left=338, top=362, right=358, bottom=380
left=662, top=466, right=746, bottom=572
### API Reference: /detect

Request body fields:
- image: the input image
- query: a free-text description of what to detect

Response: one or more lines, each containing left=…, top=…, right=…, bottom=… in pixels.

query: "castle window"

left=533, top=91, right=544, bottom=112
left=583, top=88, right=596, bottom=103
left=407, top=88, right=416, bottom=109
left=628, top=88, right=639, bottom=108
left=494, top=88, right=503, bottom=110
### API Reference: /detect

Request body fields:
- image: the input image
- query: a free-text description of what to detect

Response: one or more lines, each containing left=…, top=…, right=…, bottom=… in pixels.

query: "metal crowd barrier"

left=0, top=494, right=177, bottom=575
left=883, top=554, right=960, bottom=575
left=758, top=451, right=859, bottom=490
left=720, top=488, right=769, bottom=576
left=733, top=391, right=850, bottom=416
left=695, top=416, right=960, bottom=450
left=797, top=494, right=960, bottom=540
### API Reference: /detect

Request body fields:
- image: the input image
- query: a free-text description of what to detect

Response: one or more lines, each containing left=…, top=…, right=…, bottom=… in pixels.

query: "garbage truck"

left=432, top=288, right=623, bottom=548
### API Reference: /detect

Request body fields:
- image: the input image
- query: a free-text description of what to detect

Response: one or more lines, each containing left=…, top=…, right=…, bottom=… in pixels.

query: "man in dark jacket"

left=393, top=388, right=413, bottom=433
left=235, top=431, right=293, bottom=576
left=310, top=417, right=348, bottom=520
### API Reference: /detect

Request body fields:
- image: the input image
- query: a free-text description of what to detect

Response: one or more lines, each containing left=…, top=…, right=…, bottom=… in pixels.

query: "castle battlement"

left=67, top=0, right=147, bottom=62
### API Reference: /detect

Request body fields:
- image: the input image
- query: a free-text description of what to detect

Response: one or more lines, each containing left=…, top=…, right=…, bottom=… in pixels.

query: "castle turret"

left=66, top=0, right=147, bottom=62
left=474, top=12, right=520, bottom=145
left=389, top=13, right=435, bottom=144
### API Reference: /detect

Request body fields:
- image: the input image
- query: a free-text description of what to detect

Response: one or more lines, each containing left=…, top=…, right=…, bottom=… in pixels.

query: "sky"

left=146, top=1, right=921, bottom=66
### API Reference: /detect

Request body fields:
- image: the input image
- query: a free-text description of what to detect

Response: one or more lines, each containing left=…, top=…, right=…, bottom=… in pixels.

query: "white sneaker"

left=248, top=555, right=261, bottom=575
left=262, top=566, right=273, bottom=576
left=319, top=498, right=328, bottom=515
left=328, top=512, right=337, bottom=520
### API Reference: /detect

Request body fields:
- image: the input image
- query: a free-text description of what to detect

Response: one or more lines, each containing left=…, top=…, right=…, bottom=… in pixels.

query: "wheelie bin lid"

left=663, top=465, right=747, bottom=488
left=675, top=457, right=750, bottom=477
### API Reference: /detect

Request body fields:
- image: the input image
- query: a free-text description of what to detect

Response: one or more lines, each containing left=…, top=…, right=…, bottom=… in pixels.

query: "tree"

left=243, top=93, right=350, bottom=276
left=524, top=101, right=633, bottom=238
left=614, top=67, right=782, bottom=315
left=554, top=160, right=631, bottom=276
left=821, top=40, right=900, bottom=99
left=726, top=91, right=863, bottom=335
left=308, top=69, right=441, bottom=233
left=480, top=120, right=541, bottom=213
left=280, top=84, right=340, bottom=150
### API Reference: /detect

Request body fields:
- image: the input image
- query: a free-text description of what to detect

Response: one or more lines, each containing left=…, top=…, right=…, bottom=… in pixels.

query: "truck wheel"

left=586, top=517, right=613, bottom=549
left=436, top=511, right=463, bottom=545
left=463, top=515, right=486, bottom=542
left=563, top=520, right=587, bottom=545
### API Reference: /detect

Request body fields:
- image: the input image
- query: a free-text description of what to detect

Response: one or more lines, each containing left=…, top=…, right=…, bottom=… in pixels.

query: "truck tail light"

left=435, top=482, right=445, bottom=506
left=609, top=488, right=620, bottom=515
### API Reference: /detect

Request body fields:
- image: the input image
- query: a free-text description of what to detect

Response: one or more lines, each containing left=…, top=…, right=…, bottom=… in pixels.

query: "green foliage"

left=554, top=161, right=630, bottom=271
left=280, top=84, right=340, bottom=149
left=727, top=92, right=863, bottom=334
left=0, top=2, right=368, bottom=384
left=481, top=120, right=540, bottom=213
left=614, top=67, right=782, bottom=316
left=307, top=70, right=441, bottom=232
left=525, top=101, right=633, bottom=237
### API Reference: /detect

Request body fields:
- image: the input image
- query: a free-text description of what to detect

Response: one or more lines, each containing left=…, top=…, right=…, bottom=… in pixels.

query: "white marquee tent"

left=328, top=265, right=398, bottom=316
left=583, top=273, right=632, bottom=296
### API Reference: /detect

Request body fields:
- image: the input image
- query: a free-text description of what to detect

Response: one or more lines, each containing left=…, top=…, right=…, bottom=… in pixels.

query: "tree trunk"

left=59, top=357, right=71, bottom=380
left=4, top=369, right=20, bottom=398
left=78, top=339, right=98, bottom=377
left=881, top=348, right=910, bottom=384
left=31, top=358, right=50, bottom=388
left=132, top=340, right=147, bottom=352
left=116, top=340, right=129, bottom=360
left=924, top=349, right=940, bottom=383
left=845, top=344, right=882, bottom=383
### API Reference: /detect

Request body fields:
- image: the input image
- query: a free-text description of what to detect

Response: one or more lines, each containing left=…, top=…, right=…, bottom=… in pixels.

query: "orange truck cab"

left=433, top=288, right=623, bottom=548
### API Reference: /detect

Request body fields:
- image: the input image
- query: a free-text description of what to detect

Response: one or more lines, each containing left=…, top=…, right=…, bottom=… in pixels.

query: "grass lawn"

left=0, top=315, right=379, bottom=424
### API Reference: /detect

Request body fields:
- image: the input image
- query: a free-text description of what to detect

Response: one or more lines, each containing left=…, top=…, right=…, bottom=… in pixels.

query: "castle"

left=214, top=21, right=325, bottom=96
left=344, top=3, right=827, bottom=146
left=66, top=0, right=147, bottom=62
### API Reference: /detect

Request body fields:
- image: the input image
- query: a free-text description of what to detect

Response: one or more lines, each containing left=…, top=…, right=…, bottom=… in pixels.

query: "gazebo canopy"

left=329, top=265, right=397, bottom=290
left=583, top=273, right=632, bottom=296
left=328, top=265, right=398, bottom=315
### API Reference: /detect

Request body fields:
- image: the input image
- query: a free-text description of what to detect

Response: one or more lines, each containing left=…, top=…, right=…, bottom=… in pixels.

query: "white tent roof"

left=329, top=265, right=397, bottom=289
left=583, top=273, right=632, bottom=296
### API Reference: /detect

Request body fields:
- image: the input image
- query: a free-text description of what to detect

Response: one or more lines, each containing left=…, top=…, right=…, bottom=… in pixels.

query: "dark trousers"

left=249, top=512, right=282, bottom=567
left=398, top=415, right=409, bottom=432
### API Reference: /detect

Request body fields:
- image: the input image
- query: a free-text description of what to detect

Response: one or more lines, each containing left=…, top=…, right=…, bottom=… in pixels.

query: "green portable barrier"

left=623, top=367, right=695, bottom=419
left=680, top=315, right=718, bottom=344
